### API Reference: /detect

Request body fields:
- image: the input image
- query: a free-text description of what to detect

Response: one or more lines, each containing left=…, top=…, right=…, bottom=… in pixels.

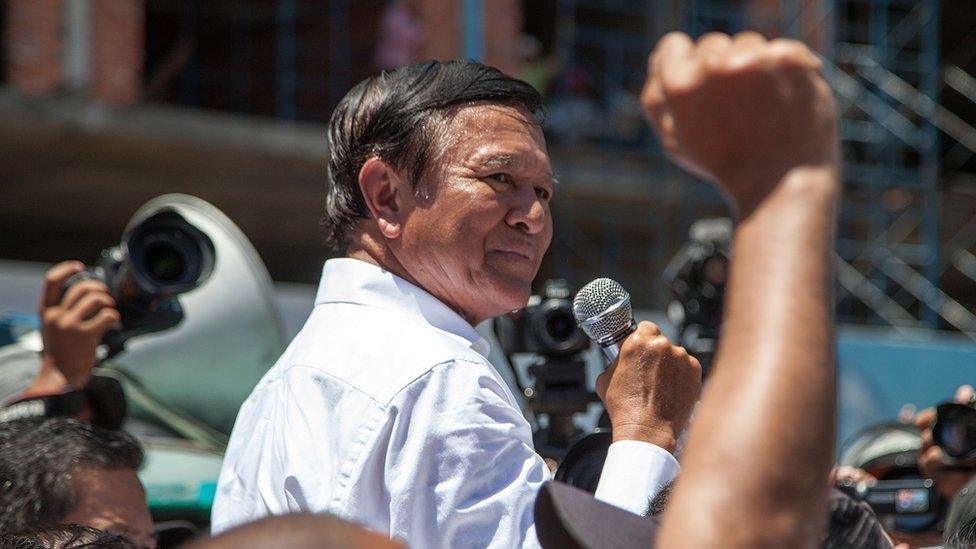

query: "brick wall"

left=484, top=0, right=522, bottom=76
left=2, top=0, right=144, bottom=105
left=5, top=0, right=63, bottom=96
left=90, top=0, right=144, bottom=105
left=416, top=0, right=522, bottom=75
left=419, top=0, right=461, bottom=61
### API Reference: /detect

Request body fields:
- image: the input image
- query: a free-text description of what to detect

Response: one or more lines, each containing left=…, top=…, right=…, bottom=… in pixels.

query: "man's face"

left=393, top=103, right=554, bottom=325
left=64, top=467, right=156, bottom=548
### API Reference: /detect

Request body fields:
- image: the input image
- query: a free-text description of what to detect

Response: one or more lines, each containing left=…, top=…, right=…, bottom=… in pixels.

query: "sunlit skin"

left=63, top=467, right=156, bottom=548
left=348, top=103, right=555, bottom=326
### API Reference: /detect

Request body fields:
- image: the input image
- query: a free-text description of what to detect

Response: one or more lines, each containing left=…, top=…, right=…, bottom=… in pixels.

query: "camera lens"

left=145, top=242, right=186, bottom=283
left=545, top=310, right=576, bottom=342
left=531, top=300, right=589, bottom=356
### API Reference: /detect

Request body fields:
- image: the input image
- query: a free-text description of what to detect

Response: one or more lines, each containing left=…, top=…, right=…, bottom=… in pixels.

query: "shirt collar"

left=314, top=258, right=491, bottom=357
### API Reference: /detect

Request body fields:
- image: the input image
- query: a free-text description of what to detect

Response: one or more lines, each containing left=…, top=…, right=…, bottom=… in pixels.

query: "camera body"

left=837, top=478, right=938, bottom=516
left=494, top=280, right=594, bottom=456
left=934, top=402, right=976, bottom=461
left=65, top=209, right=215, bottom=357
left=494, top=279, right=589, bottom=358
left=664, top=218, right=732, bottom=376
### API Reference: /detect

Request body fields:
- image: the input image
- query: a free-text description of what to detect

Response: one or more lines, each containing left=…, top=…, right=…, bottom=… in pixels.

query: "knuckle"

left=648, top=335, right=670, bottom=351
left=55, top=316, right=75, bottom=331
left=734, top=30, right=764, bottom=41
left=41, top=309, right=61, bottom=325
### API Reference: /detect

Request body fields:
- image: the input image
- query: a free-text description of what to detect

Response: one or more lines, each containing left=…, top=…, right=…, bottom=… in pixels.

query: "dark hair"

left=0, top=524, right=137, bottom=549
left=0, top=418, right=145, bottom=532
left=821, top=489, right=892, bottom=549
left=324, top=59, right=545, bottom=250
left=946, top=516, right=976, bottom=549
left=946, top=476, right=976, bottom=548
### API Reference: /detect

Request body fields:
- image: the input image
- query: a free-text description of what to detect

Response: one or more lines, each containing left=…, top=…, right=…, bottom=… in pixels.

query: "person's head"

left=945, top=475, right=976, bottom=548
left=821, top=489, right=894, bottom=549
left=946, top=516, right=976, bottom=549
left=185, top=513, right=405, bottom=549
left=326, top=60, right=552, bottom=325
left=0, top=418, right=153, bottom=548
left=0, top=524, right=137, bottom=549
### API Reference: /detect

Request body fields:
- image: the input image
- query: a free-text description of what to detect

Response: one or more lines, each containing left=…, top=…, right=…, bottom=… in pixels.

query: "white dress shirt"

left=212, top=258, right=679, bottom=547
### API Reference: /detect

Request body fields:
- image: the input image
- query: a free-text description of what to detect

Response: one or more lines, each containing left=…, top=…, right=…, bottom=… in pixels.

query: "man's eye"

left=535, top=187, right=551, bottom=201
left=487, top=173, right=513, bottom=185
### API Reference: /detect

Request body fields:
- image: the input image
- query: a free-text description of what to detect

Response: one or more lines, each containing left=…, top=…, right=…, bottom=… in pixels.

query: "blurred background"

left=1, top=0, right=975, bottom=454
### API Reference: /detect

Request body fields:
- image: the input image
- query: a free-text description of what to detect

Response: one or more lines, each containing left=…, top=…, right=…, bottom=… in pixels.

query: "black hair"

left=0, top=418, right=145, bottom=532
left=946, top=476, right=976, bottom=548
left=0, top=524, right=137, bottom=549
left=946, top=516, right=976, bottom=549
left=324, top=59, right=545, bottom=250
left=821, top=489, right=892, bottom=549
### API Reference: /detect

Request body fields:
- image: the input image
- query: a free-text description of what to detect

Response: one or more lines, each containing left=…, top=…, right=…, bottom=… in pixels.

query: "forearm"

left=659, top=165, right=839, bottom=547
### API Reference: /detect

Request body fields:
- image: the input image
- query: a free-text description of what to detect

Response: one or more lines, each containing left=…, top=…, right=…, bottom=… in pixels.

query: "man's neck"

left=344, top=237, right=483, bottom=327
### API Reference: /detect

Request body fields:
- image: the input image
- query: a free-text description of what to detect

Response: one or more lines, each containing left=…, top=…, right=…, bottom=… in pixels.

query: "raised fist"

left=641, top=32, right=839, bottom=215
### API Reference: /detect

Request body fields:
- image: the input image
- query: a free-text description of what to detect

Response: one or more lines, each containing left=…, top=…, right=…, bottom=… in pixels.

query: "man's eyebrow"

left=480, top=154, right=514, bottom=169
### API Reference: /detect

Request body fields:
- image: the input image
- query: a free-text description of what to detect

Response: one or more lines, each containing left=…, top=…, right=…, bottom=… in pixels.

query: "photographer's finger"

left=915, top=407, right=936, bottom=430
left=62, top=279, right=111, bottom=311
left=82, top=308, right=122, bottom=335
left=66, top=292, right=117, bottom=323
left=40, top=261, right=85, bottom=310
left=955, top=384, right=975, bottom=405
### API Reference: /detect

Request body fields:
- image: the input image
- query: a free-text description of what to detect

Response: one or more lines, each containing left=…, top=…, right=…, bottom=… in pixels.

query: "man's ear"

left=358, top=157, right=406, bottom=240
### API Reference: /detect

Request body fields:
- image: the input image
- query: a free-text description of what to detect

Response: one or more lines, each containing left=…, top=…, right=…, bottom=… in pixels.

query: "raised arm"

left=643, top=32, right=840, bottom=547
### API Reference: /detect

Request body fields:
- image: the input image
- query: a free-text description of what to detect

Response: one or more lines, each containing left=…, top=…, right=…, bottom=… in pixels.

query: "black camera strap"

left=0, top=374, right=126, bottom=430
left=0, top=390, right=85, bottom=423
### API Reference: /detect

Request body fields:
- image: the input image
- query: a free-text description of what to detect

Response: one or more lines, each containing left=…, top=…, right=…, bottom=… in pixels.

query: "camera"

left=65, top=208, right=215, bottom=357
left=494, top=280, right=594, bottom=456
left=494, top=279, right=589, bottom=357
left=933, top=402, right=976, bottom=461
left=664, top=218, right=732, bottom=376
left=837, top=478, right=938, bottom=516
left=836, top=477, right=944, bottom=533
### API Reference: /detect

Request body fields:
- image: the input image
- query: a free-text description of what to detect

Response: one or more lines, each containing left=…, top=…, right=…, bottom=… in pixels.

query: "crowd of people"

left=1, top=31, right=975, bottom=548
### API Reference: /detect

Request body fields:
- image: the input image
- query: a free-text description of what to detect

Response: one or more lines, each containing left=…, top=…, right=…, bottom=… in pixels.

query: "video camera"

left=65, top=208, right=215, bottom=358
left=663, top=218, right=732, bottom=376
left=494, top=280, right=595, bottom=457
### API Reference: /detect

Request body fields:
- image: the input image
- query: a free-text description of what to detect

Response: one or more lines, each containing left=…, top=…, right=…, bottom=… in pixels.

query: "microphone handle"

left=597, top=320, right=636, bottom=363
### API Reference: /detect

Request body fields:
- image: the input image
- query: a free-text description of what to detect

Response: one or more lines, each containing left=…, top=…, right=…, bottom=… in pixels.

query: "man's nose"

left=505, top=189, right=548, bottom=235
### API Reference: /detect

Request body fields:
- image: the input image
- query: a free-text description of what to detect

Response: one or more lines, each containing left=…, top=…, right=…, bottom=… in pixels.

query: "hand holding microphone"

left=574, top=278, right=702, bottom=452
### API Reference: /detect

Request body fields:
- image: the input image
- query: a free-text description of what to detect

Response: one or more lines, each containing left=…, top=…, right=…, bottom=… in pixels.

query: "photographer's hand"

left=916, top=384, right=976, bottom=500
left=595, top=321, right=701, bottom=453
left=25, top=261, right=121, bottom=395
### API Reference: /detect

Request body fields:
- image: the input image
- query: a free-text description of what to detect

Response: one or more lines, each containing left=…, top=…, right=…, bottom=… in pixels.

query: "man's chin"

left=484, top=282, right=533, bottom=317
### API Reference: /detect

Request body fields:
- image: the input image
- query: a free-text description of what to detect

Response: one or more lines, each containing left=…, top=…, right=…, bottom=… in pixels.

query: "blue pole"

left=463, top=0, right=484, bottom=61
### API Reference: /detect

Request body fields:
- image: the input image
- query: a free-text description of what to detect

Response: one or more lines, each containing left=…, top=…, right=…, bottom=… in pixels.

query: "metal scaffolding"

left=558, top=0, right=976, bottom=337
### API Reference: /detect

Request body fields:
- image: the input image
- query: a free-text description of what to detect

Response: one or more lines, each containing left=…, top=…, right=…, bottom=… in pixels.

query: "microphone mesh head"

left=572, top=278, right=633, bottom=340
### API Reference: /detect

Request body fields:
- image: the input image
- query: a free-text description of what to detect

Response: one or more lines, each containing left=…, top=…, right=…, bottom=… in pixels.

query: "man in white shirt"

left=212, top=59, right=702, bottom=546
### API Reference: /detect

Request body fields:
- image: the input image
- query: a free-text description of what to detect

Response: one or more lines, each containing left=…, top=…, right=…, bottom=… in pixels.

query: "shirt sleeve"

left=381, top=359, right=676, bottom=548
left=594, top=440, right=681, bottom=515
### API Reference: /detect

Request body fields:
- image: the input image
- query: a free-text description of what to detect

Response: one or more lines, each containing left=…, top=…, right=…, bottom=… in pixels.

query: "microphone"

left=572, top=278, right=637, bottom=363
